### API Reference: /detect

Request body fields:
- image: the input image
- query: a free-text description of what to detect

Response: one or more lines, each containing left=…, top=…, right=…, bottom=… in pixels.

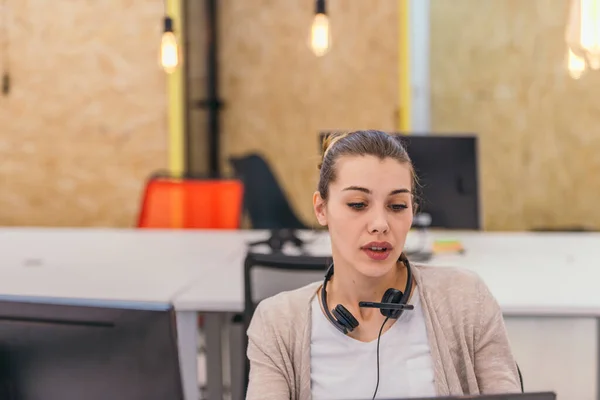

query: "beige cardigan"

left=246, top=264, right=521, bottom=400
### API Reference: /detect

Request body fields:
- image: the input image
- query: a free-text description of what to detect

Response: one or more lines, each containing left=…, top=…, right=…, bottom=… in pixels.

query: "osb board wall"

left=430, top=0, right=600, bottom=231
left=0, top=1, right=168, bottom=226
left=219, top=0, right=398, bottom=227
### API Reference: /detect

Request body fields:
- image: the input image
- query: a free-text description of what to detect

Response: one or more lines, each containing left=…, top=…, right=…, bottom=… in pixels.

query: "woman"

left=246, top=130, right=521, bottom=399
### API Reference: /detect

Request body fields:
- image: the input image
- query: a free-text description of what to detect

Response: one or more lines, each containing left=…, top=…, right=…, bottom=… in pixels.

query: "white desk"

left=174, top=229, right=600, bottom=400
left=414, top=231, right=600, bottom=317
left=0, top=228, right=248, bottom=304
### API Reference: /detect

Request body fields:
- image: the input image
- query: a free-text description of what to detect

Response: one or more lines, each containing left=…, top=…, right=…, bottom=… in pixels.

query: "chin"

left=354, top=259, right=398, bottom=279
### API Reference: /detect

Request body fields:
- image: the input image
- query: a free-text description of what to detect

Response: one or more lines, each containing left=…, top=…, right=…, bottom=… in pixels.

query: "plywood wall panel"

left=0, top=0, right=167, bottom=226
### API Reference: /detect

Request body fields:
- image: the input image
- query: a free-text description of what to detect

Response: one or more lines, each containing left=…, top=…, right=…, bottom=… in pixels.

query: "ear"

left=312, top=191, right=328, bottom=226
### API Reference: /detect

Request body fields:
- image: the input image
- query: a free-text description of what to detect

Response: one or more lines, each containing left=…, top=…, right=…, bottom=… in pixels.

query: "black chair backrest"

left=229, top=153, right=308, bottom=230
left=242, top=251, right=331, bottom=393
left=243, top=251, right=331, bottom=320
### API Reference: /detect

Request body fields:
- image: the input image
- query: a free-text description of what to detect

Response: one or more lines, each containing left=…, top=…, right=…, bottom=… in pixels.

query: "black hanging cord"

left=372, top=317, right=390, bottom=400
left=1, top=0, right=10, bottom=95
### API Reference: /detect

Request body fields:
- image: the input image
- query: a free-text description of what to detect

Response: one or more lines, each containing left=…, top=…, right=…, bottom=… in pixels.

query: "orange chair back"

left=137, top=177, right=244, bottom=229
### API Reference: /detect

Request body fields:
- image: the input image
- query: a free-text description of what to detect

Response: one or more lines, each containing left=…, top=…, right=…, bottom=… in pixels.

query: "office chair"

left=232, top=251, right=331, bottom=398
left=229, top=153, right=310, bottom=230
left=137, top=171, right=244, bottom=229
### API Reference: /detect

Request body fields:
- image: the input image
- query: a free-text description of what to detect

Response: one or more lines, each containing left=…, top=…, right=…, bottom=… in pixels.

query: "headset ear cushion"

left=382, top=288, right=403, bottom=304
left=381, top=288, right=404, bottom=319
left=332, top=305, right=359, bottom=332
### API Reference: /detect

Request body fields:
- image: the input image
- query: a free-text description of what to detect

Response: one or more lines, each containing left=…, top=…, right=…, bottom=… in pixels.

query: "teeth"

left=370, top=247, right=386, bottom=251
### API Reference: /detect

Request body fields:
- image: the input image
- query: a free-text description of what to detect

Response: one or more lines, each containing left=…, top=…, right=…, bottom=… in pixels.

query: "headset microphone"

left=358, top=301, right=414, bottom=311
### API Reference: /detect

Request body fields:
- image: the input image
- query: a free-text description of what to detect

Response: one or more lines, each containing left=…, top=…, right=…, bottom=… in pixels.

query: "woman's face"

left=313, top=155, right=414, bottom=279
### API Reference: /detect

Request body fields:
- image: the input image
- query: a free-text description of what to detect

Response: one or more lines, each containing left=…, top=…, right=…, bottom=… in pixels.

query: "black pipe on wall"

left=199, top=0, right=223, bottom=177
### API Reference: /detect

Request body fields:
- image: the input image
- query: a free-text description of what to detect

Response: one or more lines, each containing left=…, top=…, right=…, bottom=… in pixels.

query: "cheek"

left=398, top=212, right=414, bottom=229
left=327, top=209, right=361, bottom=237
left=403, top=208, right=414, bottom=223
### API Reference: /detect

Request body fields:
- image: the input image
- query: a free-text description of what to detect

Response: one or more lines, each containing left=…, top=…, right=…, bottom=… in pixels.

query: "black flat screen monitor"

left=319, top=132, right=481, bottom=230
left=0, top=297, right=184, bottom=400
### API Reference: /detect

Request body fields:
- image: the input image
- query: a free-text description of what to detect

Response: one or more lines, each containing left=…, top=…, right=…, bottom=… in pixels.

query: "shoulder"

left=413, top=264, right=499, bottom=323
left=414, top=264, right=489, bottom=298
left=248, top=281, right=321, bottom=335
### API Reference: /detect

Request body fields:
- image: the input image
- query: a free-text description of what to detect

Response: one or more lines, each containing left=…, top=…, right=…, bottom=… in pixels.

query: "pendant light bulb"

left=161, top=16, right=179, bottom=74
left=565, top=0, right=600, bottom=77
left=310, top=0, right=330, bottom=57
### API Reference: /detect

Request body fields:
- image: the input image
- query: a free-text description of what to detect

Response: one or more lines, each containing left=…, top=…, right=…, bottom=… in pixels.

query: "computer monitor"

left=0, top=298, right=184, bottom=400
left=319, top=132, right=481, bottom=230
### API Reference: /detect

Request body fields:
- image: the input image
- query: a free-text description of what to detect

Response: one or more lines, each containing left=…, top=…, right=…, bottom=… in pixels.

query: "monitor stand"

left=247, top=229, right=305, bottom=253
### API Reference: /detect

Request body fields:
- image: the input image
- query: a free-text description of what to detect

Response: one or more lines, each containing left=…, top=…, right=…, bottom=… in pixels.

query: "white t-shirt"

left=310, top=286, right=436, bottom=399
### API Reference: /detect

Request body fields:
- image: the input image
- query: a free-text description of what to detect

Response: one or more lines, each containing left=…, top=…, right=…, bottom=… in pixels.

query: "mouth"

left=361, top=242, right=393, bottom=261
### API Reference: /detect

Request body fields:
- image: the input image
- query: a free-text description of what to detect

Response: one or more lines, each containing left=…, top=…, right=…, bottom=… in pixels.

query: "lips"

left=361, top=241, right=393, bottom=261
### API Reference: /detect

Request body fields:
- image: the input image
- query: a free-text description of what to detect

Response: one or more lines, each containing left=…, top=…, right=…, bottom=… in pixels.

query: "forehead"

left=332, top=155, right=412, bottom=190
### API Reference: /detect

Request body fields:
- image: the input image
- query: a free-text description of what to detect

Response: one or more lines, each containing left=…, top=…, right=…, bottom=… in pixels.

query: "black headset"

left=320, top=253, right=415, bottom=335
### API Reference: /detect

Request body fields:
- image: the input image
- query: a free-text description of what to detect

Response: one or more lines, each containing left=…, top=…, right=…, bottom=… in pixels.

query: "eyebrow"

left=342, top=186, right=412, bottom=195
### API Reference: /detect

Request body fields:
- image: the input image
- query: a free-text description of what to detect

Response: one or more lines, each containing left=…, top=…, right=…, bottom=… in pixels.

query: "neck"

left=328, top=260, right=407, bottom=321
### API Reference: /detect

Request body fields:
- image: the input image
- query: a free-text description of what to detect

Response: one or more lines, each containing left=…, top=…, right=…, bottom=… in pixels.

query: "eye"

left=390, top=204, right=408, bottom=212
left=347, top=202, right=366, bottom=210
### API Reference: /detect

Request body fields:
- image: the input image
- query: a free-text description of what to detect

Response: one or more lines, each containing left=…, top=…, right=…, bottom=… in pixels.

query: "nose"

left=367, top=208, right=389, bottom=234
